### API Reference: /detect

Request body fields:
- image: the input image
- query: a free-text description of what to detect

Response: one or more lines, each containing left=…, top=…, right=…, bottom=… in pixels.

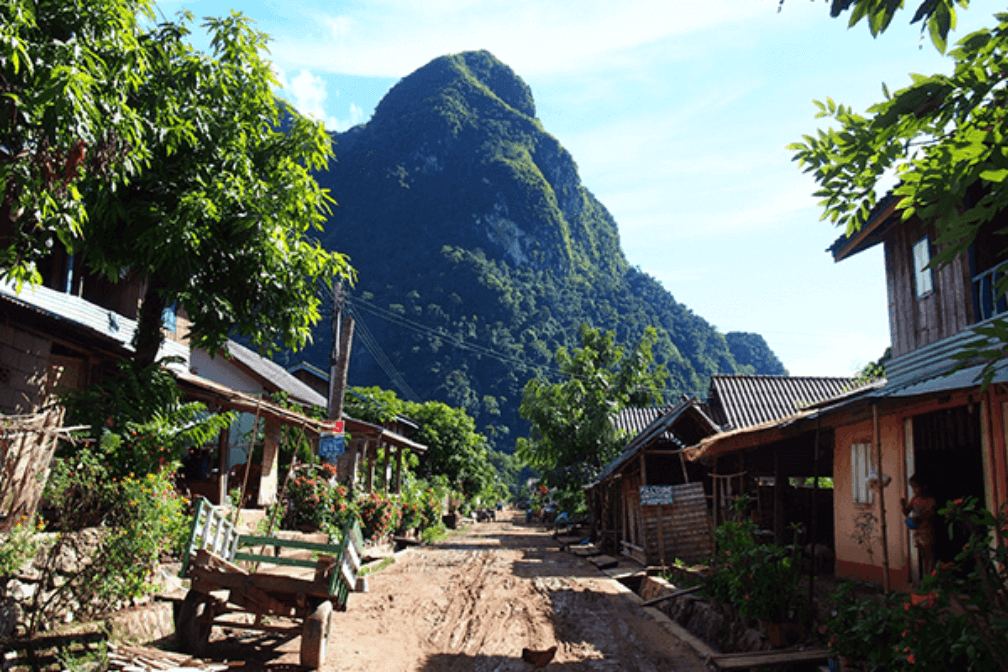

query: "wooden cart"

left=175, top=497, right=364, bottom=668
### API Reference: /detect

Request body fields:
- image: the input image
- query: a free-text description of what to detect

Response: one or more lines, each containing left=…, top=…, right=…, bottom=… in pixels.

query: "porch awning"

left=174, top=371, right=426, bottom=452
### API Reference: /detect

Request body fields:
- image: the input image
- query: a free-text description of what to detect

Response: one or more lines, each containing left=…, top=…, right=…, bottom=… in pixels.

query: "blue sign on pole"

left=319, top=433, right=345, bottom=463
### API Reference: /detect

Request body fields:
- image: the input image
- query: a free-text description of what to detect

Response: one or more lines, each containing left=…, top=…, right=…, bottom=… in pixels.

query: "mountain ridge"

left=285, top=50, right=786, bottom=449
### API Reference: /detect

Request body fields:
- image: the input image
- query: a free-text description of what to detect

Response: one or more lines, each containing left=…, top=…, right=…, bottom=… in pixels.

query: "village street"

left=204, top=510, right=706, bottom=672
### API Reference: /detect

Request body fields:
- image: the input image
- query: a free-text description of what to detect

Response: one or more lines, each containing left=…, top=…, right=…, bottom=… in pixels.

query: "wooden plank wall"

left=885, top=219, right=974, bottom=357
left=640, top=482, right=713, bottom=565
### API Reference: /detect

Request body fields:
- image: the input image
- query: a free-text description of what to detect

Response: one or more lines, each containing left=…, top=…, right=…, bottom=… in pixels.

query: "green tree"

left=2, top=3, right=350, bottom=365
left=405, top=399, right=495, bottom=497
left=84, top=11, right=349, bottom=365
left=816, top=0, right=967, bottom=52
left=790, top=4, right=1008, bottom=386
left=515, top=324, right=667, bottom=492
left=1, top=0, right=154, bottom=286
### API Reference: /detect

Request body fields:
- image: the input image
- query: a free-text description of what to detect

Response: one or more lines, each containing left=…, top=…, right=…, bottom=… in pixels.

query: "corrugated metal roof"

left=225, top=340, right=327, bottom=409
left=708, top=375, right=858, bottom=430
left=615, top=405, right=675, bottom=438
left=592, top=399, right=720, bottom=486
left=0, top=280, right=188, bottom=367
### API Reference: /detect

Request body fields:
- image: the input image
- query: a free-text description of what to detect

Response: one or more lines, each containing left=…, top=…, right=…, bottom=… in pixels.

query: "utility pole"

left=327, top=280, right=355, bottom=422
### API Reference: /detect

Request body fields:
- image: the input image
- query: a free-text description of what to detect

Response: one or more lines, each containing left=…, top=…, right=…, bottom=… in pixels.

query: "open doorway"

left=911, top=404, right=986, bottom=564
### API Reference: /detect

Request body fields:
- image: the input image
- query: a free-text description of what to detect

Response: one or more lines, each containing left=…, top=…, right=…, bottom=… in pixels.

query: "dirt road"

left=208, top=510, right=706, bottom=671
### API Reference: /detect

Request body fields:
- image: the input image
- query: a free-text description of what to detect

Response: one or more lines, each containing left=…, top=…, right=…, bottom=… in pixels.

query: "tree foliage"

left=344, top=385, right=502, bottom=498
left=1, top=2, right=350, bottom=365
left=822, top=0, right=968, bottom=53
left=515, top=324, right=667, bottom=491
left=790, top=6, right=1008, bottom=386
left=1, top=0, right=154, bottom=286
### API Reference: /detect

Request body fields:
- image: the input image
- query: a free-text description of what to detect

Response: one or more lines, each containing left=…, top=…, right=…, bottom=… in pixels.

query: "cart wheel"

left=300, top=600, right=333, bottom=669
left=176, top=591, right=213, bottom=657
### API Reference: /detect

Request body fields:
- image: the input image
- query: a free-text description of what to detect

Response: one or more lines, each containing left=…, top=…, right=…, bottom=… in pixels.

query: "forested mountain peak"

left=293, top=51, right=785, bottom=451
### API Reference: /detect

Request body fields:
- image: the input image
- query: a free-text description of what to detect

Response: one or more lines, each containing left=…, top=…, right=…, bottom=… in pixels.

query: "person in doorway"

left=901, top=475, right=937, bottom=579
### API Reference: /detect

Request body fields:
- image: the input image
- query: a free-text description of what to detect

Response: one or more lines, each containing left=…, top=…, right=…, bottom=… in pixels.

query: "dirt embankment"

left=207, top=511, right=706, bottom=671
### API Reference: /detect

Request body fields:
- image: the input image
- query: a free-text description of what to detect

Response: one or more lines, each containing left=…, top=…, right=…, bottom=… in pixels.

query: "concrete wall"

left=833, top=414, right=911, bottom=589
left=833, top=387, right=1008, bottom=589
left=190, top=348, right=263, bottom=395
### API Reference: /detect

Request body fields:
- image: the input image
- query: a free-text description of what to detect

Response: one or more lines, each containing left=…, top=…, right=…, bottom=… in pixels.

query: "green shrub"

left=17, top=461, right=188, bottom=635
left=704, top=503, right=803, bottom=623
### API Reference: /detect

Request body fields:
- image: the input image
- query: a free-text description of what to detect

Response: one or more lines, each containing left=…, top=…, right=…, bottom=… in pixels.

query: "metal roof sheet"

left=223, top=340, right=327, bottom=409
left=0, top=280, right=188, bottom=367
left=708, top=375, right=858, bottom=430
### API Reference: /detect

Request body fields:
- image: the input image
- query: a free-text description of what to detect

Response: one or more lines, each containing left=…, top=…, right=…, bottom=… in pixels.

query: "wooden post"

left=639, top=452, right=648, bottom=486
left=774, top=449, right=784, bottom=545
left=382, top=444, right=390, bottom=494
left=257, top=416, right=283, bottom=507
left=874, top=404, right=891, bottom=594
left=217, top=426, right=229, bottom=506
left=656, top=504, right=667, bottom=570
left=678, top=450, right=690, bottom=483
left=365, top=443, right=375, bottom=493
left=712, top=458, right=720, bottom=528
left=395, top=447, right=403, bottom=494
left=809, top=417, right=820, bottom=614
left=327, top=281, right=355, bottom=423
left=332, top=282, right=348, bottom=423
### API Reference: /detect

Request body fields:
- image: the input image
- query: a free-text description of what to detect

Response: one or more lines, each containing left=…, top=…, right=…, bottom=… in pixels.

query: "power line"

left=347, top=304, right=421, bottom=402
left=346, top=294, right=670, bottom=398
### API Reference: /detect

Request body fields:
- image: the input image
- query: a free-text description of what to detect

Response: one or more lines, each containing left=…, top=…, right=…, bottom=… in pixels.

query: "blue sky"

left=161, top=0, right=997, bottom=376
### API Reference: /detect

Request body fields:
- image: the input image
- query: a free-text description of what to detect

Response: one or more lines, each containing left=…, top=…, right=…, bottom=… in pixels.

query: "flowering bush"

left=0, top=515, right=45, bottom=579
left=100, top=470, right=189, bottom=600
left=17, top=462, right=189, bottom=635
left=824, top=497, right=1008, bottom=671
left=285, top=464, right=357, bottom=533
left=416, top=488, right=443, bottom=530
left=357, top=492, right=400, bottom=541
left=397, top=500, right=423, bottom=534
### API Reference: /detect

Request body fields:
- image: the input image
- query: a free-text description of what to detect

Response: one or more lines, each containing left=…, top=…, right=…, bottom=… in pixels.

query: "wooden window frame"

left=851, top=442, right=874, bottom=505
left=912, top=236, right=934, bottom=299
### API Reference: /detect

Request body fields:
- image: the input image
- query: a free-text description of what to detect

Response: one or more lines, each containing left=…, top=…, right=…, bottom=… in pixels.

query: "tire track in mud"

left=423, top=545, right=553, bottom=662
left=240, top=512, right=712, bottom=671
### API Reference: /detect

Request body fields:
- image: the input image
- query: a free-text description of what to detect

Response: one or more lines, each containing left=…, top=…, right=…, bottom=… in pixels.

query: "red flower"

left=953, top=498, right=963, bottom=505
left=908, top=653, right=916, bottom=664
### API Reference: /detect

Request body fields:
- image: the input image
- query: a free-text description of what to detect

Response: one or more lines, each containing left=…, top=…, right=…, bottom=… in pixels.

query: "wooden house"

left=818, top=196, right=1008, bottom=588
left=686, top=197, right=1008, bottom=590
left=690, top=375, right=856, bottom=549
left=588, top=398, right=720, bottom=565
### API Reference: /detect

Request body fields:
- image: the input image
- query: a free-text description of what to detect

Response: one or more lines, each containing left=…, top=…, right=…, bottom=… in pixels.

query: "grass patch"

left=361, top=556, right=395, bottom=576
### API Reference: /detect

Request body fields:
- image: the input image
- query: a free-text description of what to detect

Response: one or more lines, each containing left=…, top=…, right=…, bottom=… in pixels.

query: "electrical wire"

left=317, top=281, right=671, bottom=398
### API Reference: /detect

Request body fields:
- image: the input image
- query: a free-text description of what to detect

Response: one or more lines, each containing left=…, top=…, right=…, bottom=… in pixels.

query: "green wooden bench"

left=176, top=496, right=364, bottom=668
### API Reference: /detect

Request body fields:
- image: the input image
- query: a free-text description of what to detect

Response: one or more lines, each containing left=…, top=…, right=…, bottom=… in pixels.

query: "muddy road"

left=207, top=510, right=706, bottom=671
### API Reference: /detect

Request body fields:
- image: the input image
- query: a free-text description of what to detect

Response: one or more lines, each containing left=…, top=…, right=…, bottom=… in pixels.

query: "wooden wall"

left=885, top=218, right=974, bottom=357
left=639, top=482, right=713, bottom=565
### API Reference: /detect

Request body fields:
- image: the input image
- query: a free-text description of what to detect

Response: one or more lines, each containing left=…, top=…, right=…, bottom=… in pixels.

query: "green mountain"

left=295, top=51, right=785, bottom=449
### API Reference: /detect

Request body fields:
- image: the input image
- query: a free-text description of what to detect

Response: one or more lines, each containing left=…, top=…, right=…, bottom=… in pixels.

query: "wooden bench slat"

left=238, top=534, right=342, bottom=555
left=233, top=552, right=319, bottom=569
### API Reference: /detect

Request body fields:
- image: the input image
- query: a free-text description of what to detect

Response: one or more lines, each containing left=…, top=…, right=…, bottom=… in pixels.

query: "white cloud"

left=288, top=69, right=339, bottom=129
left=333, top=103, right=366, bottom=132
left=266, top=0, right=785, bottom=78
left=324, top=15, right=355, bottom=39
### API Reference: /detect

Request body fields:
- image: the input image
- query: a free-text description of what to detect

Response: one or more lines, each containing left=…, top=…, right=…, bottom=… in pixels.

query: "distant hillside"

left=286, top=51, right=786, bottom=450
left=725, top=332, right=788, bottom=376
